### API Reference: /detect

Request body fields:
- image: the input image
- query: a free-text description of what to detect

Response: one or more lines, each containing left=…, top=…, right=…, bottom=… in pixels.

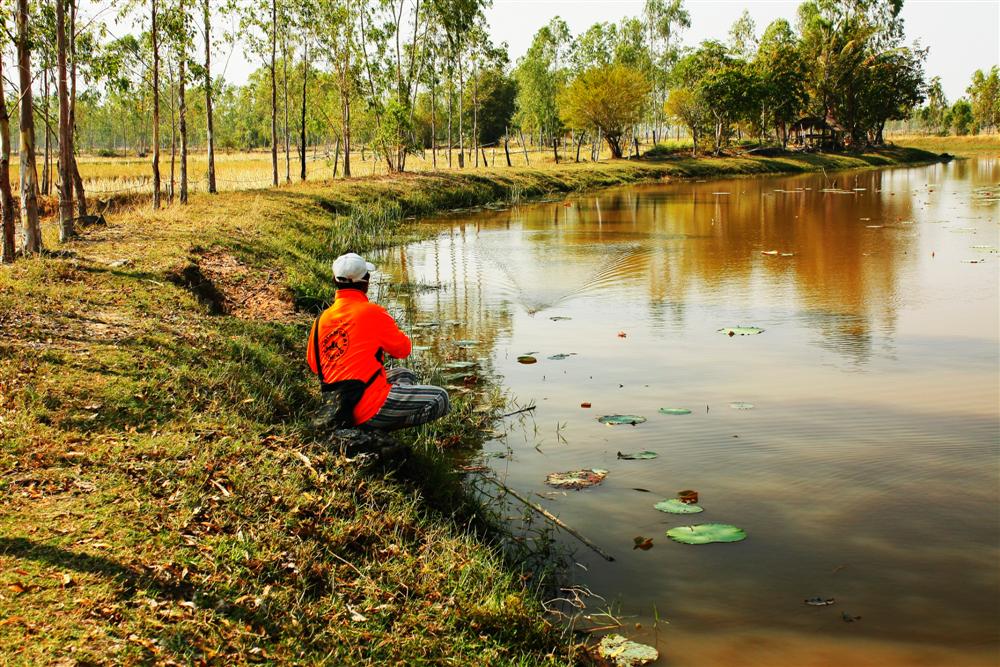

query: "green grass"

left=0, top=148, right=942, bottom=664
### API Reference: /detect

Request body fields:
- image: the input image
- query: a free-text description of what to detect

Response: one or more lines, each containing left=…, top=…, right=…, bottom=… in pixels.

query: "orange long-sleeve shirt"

left=306, top=289, right=411, bottom=425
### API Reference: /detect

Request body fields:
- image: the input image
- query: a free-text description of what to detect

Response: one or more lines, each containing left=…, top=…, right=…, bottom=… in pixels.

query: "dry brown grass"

left=888, top=133, right=1000, bottom=157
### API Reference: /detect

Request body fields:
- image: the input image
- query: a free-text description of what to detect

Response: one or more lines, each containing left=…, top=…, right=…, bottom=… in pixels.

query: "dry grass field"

left=888, top=133, right=1000, bottom=157
left=19, top=139, right=681, bottom=199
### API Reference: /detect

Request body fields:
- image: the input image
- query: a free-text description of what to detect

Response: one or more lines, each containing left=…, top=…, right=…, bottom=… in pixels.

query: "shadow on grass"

left=0, top=537, right=278, bottom=637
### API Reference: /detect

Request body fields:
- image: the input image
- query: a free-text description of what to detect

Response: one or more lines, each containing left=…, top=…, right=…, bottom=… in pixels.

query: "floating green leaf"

left=598, top=415, right=646, bottom=426
left=658, top=407, right=691, bottom=415
left=595, top=634, right=659, bottom=667
left=729, top=402, right=755, bottom=410
left=666, top=523, right=747, bottom=545
left=654, top=499, right=704, bottom=514
left=718, top=326, right=764, bottom=336
left=412, top=345, right=431, bottom=352
left=517, top=355, right=537, bottom=364
left=455, top=340, right=479, bottom=348
left=617, top=451, right=658, bottom=460
left=544, top=468, right=608, bottom=489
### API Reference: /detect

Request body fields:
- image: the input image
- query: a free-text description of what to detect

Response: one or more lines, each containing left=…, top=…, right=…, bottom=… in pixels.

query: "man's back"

left=307, top=289, right=411, bottom=425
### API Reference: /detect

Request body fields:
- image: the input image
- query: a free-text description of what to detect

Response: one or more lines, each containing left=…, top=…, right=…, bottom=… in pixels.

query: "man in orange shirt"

left=307, top=252, right=449, bottom=431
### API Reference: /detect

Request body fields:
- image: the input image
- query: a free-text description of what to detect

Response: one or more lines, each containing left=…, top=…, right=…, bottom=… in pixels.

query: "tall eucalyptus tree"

left=57, top=0, right=75, bottom=239
left=0, top=18, right=16, bottom=263
left=16, top=0, right=42, bottom=254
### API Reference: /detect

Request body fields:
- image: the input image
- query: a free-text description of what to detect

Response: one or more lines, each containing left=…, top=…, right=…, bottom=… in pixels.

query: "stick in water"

left=501, top=405, right=536, bottom=418
left=480, top=476, right=615, bottom=562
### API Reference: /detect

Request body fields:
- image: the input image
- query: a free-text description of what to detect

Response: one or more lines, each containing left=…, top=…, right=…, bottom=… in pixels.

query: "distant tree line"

left=903, top=68, right=1000, bottom=136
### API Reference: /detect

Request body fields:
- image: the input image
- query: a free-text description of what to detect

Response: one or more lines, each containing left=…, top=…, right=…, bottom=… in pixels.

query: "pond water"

left=374, top=159, right=999, bottom=666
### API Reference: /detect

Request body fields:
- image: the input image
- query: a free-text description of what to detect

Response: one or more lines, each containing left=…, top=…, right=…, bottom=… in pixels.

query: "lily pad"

left=549, top=316, right=572, bottom=321
left=548, top=353, right=577, bottom=360
left=455, top=340, right=479, bottom=348
left=598, top=415, right=646, bottom=426
left=517, top=355, right=538, bottom=364
left=729, top=401, right=755, bottom=410
left=805, top=597, right=836, bottom=606
left=654, top=499, right=704, bottom=514
left=617, top=451, right=658, bottom=460
left=666, top=523, right=747, bottom=545
left=412, top=345, right=431, bottom=352
left=545, top=468, right=608, bottom=489
left=718, top=326, right=764, bottom=336
left=595, top=634, right=659, bottom=667
left=658, top=407, right=691, bottom=415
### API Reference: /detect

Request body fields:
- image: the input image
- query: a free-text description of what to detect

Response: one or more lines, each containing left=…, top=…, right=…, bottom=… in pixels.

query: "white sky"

left=89, top=0, right=1000, bottom=104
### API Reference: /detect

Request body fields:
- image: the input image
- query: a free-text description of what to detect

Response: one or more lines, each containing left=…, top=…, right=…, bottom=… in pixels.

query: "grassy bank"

left=0, top=147, right=940, bottom=665
left=889, top=133, right=1000, bottom=157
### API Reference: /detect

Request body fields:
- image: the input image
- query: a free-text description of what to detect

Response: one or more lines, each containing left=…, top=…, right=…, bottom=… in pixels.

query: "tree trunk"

left=430, top=61, right=436, bottom=169
left=151, top=0, right=161, bottom=209
left=70, top=0, right=86, bottom=217
left=341, top=85, right=351, bottom=178
left=203, top=0, right=216, bottom=193
left=269, top=0, right=278, bottom=186
left=16, top=0, right=41, bottom=254
left=458, top=59, right=464, bottom=168
left=179, top=1, right=188, bottom=204
left=575, top=131, right=584, bottom=162
left=552, top=138, right=559, bottom=164
left=56, top=0, right=74, bottom=240
left=282, top=35, right=290, bottom=183
left=446, top=61, right=453, bottom=168
left=0, top=49, right=16, bottom=263
left=518, top=128, right=529, bottom=165
left=300, top=40, right=308, bottom=180
left=42, top=64, right=51, bottom=197
left=332, top=136, right=340, bottom=177
left=503, top=131, right=511, bottom=167
left=472, top=66, right=478, bottom=168
left=168, top=63, right=176, bottom=204
left=605, top=134, right=622, bottom=159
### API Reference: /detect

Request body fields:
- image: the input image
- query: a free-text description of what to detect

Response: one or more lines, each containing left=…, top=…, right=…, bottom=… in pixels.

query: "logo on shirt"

left=322, top=327, right=349, bottom=362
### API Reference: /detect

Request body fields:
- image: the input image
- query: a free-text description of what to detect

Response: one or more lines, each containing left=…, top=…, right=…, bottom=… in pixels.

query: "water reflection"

left=374, top=160, right=999, bottom=666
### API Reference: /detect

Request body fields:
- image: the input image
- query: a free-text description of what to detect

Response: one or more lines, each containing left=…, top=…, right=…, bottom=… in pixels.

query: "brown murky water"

left=374, top=160, right=1000, bottom=666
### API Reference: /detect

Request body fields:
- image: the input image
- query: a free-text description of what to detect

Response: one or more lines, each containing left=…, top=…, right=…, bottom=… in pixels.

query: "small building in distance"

left=790, top=116, right=847, bottom=150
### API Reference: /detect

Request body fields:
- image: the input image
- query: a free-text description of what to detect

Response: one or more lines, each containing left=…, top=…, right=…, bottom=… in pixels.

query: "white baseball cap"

left=332, top=253, right=376, bottom=283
